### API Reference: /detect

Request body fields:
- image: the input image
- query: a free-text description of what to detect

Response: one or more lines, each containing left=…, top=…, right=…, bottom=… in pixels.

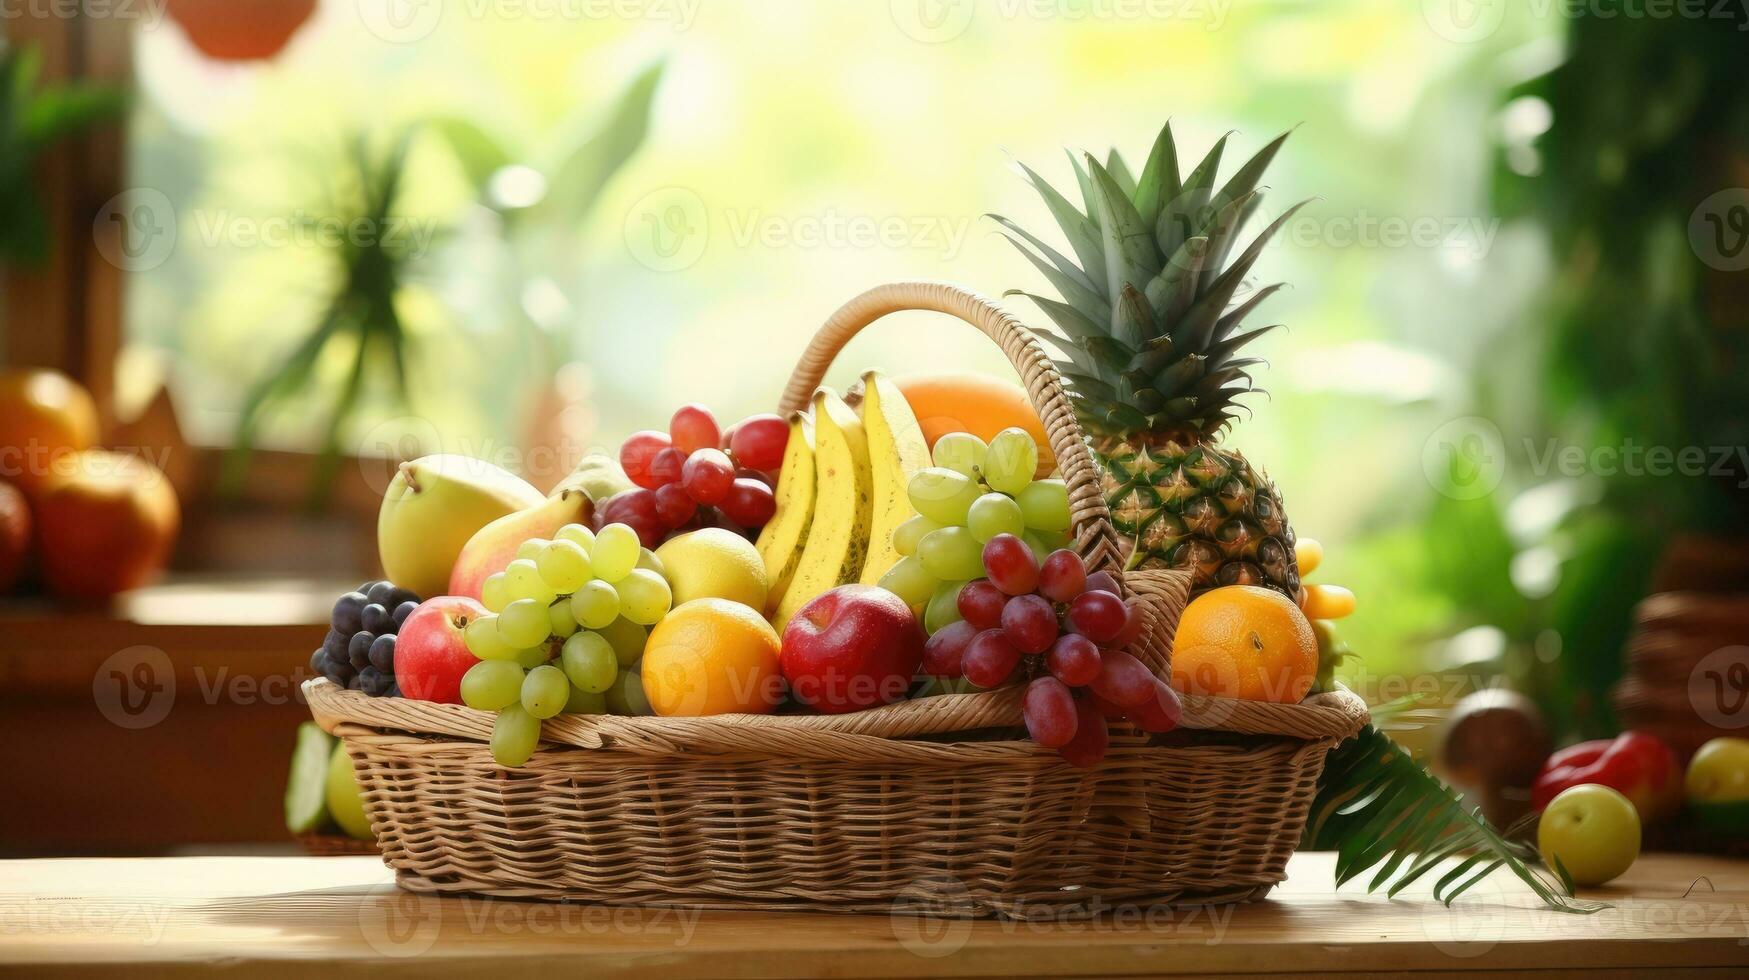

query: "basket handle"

left=780, top=280, right=1128, bottom=574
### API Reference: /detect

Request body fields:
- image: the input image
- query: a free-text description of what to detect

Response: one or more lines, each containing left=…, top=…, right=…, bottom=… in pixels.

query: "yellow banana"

left=772, top=389, right=871, bottom=631
left=857, top=370, right=930, bottom=585
left=754, top=411, right=815, bottom=616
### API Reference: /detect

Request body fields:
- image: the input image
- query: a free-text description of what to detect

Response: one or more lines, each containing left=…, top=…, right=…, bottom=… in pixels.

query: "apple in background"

left=1537, top=783, right=1640, bottom=886
left=33, top=450, right=179, bottom=600
left=395, top=597, right=487, bottom=704
left=781, top=584, right=925, bottom=714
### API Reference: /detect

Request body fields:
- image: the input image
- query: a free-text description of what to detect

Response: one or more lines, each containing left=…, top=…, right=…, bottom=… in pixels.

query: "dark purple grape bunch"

left=920, top=534, right=1181, bottom=767
left=311, top=580, right=419, bottom=697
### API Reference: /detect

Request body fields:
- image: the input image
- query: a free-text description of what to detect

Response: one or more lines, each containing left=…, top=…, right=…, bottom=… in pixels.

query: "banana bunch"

left=759, top=370, right=930, bottom=631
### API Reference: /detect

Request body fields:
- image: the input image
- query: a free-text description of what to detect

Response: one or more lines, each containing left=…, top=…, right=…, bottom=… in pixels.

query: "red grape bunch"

left=606, top=404, right=789, bottom=547
left=920, top=534, right=1182, bottom=767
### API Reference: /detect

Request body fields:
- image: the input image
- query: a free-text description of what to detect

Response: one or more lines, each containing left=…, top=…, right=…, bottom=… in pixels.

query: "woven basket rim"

left=305, top=678, right=1367, bottom=760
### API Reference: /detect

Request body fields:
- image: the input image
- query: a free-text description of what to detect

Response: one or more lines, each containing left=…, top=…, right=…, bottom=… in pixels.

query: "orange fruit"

left=1171, top=585, right=1318, bottom=703
left=893, top=372, right=1055, bottom=477
left=641, top=598, right=784, bottom=716
left=0, top=369, right=99, bottom=495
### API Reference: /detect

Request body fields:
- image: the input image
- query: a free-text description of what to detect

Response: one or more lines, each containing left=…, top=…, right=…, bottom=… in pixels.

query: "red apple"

left=33, top=450, right=178, bottom=601
left=395, top=596, right=487, bottom=704
left=780, top=584, right=925, bottom=714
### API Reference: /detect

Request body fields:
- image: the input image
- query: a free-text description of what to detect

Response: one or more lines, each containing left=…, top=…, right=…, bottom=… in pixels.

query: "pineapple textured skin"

left=993, top=122, right=1308, bottom=598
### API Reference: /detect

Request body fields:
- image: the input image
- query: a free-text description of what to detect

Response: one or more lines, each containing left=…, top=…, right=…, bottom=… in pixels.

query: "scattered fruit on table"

left=1537, top=783, right=1639, bottom=886
left=1532, top=730, right=1682, bottom=825
left=642, top=597, right=783, bottom=716
left=771, top=390, right=871, bottom=631
left=33, top=449, right=179, bottom=600
left=1170, top=585, right=1318, bottom=703
left=0, top=367, right=99, bottom=495
left=324, top=740, right=375, bottom=841
left=1437, top=688, right=1552, bottom=830
left=780, top=584, right=925, bottom=714
left=1685, top=737, right=1749, bottom=834
left=855, top=371, right=931, bottom=588
left=0, top=480, right=28, bottom=592
left=654, top=527, right=769, bottom=611
left=311, top=579, right=420, bottom=696
left=611, top=404, right=783, bottom=548
left=395, top=595, right=489, bottom=704
left=447, top=457, right=620, bottom=600
left=891, top=372, right=1054, bottom=478
left=876, top=427, right=1071, bottom=615
left=377, top=454, right=545, bottom=600
left=753, top=412, right=815, bottom=611
left=284, top=722, right=335, bottom=835
left=994, top=123, right=1302, bottom=598
left=921, top=538, right=1172, bottom=766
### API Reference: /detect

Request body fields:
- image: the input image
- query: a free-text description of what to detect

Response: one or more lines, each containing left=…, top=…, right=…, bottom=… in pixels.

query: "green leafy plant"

left=1304, top=720, right=1600, bottom=913
left=221, top=129, right=425, bottom=502
left=223, top=61, right=664, bottom=501
left=0, top=41, right=126, bottom=264
left=431, top=60, right=665, bottom=372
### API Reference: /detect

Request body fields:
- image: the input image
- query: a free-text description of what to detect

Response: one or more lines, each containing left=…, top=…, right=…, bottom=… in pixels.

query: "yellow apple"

left=1538, top=784, right=1640, bottom=886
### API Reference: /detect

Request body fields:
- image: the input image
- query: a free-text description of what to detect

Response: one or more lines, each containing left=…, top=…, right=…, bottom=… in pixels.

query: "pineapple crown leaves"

left=990, top=121, right=1308, bottom=442
left=1304, top=723, right=1603, bottom=914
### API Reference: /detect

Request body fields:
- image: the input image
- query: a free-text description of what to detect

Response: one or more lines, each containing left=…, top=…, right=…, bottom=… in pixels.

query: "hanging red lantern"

left=165, top=0, right=317, bottom=62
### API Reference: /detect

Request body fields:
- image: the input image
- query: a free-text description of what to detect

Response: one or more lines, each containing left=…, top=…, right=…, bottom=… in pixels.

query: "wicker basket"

left=307, top=281, right=1368, bottom=915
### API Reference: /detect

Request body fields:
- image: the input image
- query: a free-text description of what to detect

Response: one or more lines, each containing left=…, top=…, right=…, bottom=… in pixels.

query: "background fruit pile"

left=0, top=368, right=180, bottom=602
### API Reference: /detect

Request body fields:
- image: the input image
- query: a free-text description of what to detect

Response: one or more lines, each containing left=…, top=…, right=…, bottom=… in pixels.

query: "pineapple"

left=992, top=122, right=1305, bottom=597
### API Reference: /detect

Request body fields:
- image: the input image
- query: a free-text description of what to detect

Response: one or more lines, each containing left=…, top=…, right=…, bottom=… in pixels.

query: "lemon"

left=653, top=528, right=769, bottom=611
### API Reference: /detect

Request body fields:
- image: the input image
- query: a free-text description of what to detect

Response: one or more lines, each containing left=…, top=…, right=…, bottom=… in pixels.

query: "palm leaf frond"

left=1304, top=725, right=1602, bottom=913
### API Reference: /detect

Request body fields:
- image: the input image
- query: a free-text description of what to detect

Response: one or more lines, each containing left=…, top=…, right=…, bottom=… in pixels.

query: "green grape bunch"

left=876, top=427, right=1072, bottom=632
left=458, top=521, right=668, bottom=766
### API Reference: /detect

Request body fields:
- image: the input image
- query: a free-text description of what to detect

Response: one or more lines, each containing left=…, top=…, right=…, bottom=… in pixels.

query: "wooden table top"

left=1, top=852, right=1746, bottom=977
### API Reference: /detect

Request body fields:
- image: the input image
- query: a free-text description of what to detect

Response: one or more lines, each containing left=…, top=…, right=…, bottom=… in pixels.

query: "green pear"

left=377, top=454, right=544, bottom=598
left=284, top=722, right=335, bottom=834
left=324, top=743, right=374, bottom=841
